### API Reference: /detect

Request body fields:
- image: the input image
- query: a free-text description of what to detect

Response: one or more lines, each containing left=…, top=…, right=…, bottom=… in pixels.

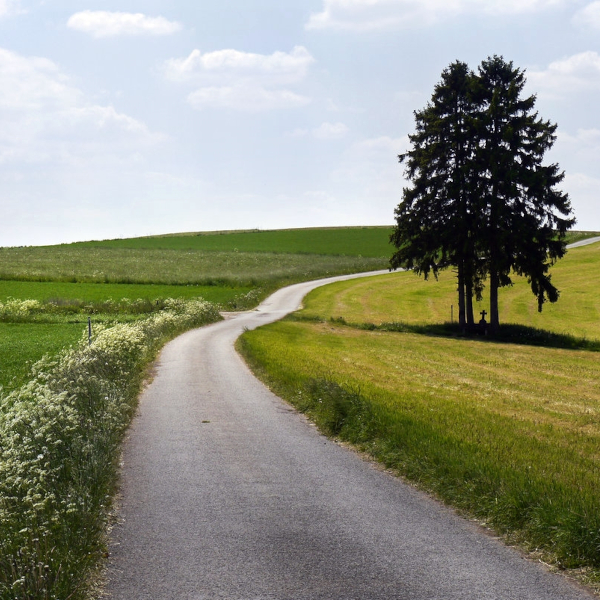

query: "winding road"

left=104, top=270, right=595, bottom=600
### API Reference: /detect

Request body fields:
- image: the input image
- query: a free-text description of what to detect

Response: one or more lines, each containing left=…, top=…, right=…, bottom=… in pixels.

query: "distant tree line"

left=390, top=56, right=575, bottom=331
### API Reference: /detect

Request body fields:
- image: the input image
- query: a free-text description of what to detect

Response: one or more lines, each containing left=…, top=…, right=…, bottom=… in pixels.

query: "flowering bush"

left=0, top=297, right=185, bottom=322
left=0, top=299, right=46, bottom=320
left=227, top=287, right=264, bottom=310
left=0, top=299, right=220, bottom=600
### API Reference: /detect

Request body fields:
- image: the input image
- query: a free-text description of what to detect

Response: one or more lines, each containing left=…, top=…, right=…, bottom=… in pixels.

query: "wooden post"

left=88, top=316, right=92, bottom=346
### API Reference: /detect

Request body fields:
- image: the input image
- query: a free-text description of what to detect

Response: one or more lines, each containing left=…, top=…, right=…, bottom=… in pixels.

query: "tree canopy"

left=390, top=56, right=575, bottom=330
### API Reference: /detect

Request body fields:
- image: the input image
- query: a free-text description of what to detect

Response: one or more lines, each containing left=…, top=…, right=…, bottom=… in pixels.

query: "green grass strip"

left=0, top=280, right=248, bottom=307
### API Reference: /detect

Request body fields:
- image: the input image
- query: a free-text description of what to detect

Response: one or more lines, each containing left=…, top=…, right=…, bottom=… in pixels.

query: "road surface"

left=567, top=235, right=600, bottom=248
left=104, top=270, right=595, bottom=600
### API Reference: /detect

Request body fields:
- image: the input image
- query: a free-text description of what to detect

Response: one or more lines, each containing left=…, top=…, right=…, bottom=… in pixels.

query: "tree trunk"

left=457, top=263, right=466, bottom=328
left=489, top=269, right=500, bottom=331
left=465, top=280, right=475, bottom=326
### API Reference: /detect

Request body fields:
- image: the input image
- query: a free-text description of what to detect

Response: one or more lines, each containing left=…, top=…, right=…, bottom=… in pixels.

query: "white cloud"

left=331, top=135, right=409, bottom=198
left=558, top=128, right=600, bottom=150
left=0, top=47, right=161, bottom=166
left=0, top=48, right=81, bottom=110
left=306, top=0, right=567, bottom=31
left=527, top=51, right=600, bottom=98
left=0, top=0, right=22, bottom=19
left=187, top=84, right=310, bottom=111
left=313, top=122, right=349, bottom=139
left=164, top=46, right=314, bottom=85
left=291, top=122, right=349, bottom=139
left=572, top=1, right=600, bottom=28
left=551, top=128, right=600, bottom=176
left=346, top=135, right=410, bottom=157
left=67, top=11, right=182, bottom=38
left=164, top=46, right=315, bottom=111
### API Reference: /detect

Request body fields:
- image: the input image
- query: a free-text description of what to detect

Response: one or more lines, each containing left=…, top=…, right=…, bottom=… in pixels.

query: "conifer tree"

left=474, top=56, right=575, bottom=330
left=390, top=61, right=481, bottom=327
left=391, top=56, right=575, bottom=330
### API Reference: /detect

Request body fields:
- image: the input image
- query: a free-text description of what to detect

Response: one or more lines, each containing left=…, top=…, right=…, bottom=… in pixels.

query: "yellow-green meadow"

left=239, top=240, right=600, bottom=586
left=301, top=241, right=600, bottom=340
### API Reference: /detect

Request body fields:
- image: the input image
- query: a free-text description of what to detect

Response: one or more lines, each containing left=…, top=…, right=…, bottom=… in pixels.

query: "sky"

left=1, top=0, right=599, bottom=246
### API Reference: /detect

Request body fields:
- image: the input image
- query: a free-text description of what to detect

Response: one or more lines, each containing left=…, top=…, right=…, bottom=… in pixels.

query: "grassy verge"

left=0, top=300, right=221, bottom=600
left=238, top=244, right=600, bottom=590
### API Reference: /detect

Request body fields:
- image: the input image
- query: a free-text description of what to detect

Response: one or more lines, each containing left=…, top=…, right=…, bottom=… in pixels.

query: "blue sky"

left=1, top=0, right=599, bottom=245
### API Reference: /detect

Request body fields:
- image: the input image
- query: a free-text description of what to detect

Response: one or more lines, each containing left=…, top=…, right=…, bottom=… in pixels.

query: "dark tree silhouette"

left=474, top=56, right=575, bottom=329
left=390, top=61, right=483, bottom=327
left=391, top=56, right=575, bottom=331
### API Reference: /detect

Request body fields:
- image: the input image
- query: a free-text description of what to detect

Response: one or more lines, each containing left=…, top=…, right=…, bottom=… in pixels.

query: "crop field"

left=0, top=323, right=85, bottom=393
left=239, top=238, right=600, bottom=589
left=0, top=280, right=249, bottom=306
left=0, top=246, right=386, bottom=286
left=69, top=225, right=394, bottom=256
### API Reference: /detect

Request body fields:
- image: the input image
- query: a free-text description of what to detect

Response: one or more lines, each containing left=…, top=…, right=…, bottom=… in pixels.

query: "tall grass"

left=0, top=299, right=221, bottom=600
left=0, top=247, right=386, bottom=287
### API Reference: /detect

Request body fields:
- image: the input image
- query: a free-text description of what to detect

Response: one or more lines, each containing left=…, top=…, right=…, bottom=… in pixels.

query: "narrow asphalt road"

left=567, top=235, right=600, bottom=248
left=104, top=270, right=595, bottom=600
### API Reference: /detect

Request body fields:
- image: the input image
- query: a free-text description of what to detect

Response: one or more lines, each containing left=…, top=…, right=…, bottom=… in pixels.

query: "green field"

left=3, top=226, right=598, bottom=599
left=0, top=227, right=391, bottom=395
left=239, top=238, right=600, bottom=587
left=0, top=227, right=391, bottom=287
left=0, top=227, right=600, bottom=599
left=70, top=226, right=394, bottom=256
left=0, top=322, right=85, bottom=392
left=302, top=241, right=600, bottom=341
left=0, top=246, right=386, bottom=286
left=0, top=280, right=248, bottom=305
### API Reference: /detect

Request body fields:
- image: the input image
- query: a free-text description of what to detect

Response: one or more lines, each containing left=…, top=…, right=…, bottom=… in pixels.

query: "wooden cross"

left=480, top=310, right=487, bottom=322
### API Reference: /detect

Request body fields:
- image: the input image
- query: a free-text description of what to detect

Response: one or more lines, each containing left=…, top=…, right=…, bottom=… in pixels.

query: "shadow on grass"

left=290, top=314, right=600, bottom=352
